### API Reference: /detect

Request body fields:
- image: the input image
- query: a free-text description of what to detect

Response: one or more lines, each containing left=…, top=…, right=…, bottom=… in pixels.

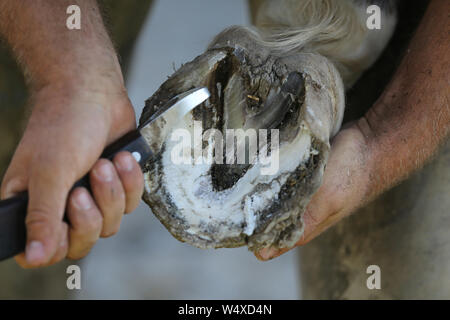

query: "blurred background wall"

left=0, top=0, right=301, bottom=299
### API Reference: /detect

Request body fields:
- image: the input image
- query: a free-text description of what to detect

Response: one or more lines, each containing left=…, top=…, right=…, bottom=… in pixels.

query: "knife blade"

left=0, top=87, right=210, bottom=261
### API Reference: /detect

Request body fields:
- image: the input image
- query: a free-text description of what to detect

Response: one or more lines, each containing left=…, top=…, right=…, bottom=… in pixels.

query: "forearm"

left=359, top=0, right=450, bottom=200
left=0, top=0, right=122, bottom=92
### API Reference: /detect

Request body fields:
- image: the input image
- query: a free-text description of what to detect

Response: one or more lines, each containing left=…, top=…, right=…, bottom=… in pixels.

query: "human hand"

left=256, top=121, right=374, bottom=260
left=0, top=80, right=144, bottom=268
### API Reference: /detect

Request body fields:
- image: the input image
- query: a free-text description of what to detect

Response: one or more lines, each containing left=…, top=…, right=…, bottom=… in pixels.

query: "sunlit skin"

left=0, top=0, right=144, bottom=268
left=257, top=0, right=450, bottom=260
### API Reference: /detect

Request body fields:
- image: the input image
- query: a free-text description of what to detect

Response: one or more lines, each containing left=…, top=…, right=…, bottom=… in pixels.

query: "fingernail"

left=73, top=191, right=92, bottom=211
left=94, top=162, right=114, bottom=182
left=116, top=153, right=134, bottom=172
left=259, top=247, right=279, bottom=260
left=26, top=241, right=45, bottom=264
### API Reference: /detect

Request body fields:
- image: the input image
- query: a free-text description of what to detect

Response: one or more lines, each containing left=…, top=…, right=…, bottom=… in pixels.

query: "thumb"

left=1, top=153, right=30, bottom=200
left=23, top=162, right=72, bottom=266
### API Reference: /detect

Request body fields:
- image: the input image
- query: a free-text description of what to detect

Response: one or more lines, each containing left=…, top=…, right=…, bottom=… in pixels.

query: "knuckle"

left=25, top=208, right=55, bottom=228
left=86, top=213, right=103, bottom=232
left=1, top=175, right=27, bottom=199
left=95, top=177, right=126, bottom=205
left=111, top=193, right=127, bottom=213
left=302, top=208, right=320, bottom=228
left=115, top=188, right=127, bottom=204
left=72, top=210, right=103, bottom=232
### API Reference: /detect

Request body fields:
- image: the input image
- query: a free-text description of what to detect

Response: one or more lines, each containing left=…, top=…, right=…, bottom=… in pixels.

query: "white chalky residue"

left=153, top=114, right=314, bottom=243
left=243, top=180, right=282, bottom=236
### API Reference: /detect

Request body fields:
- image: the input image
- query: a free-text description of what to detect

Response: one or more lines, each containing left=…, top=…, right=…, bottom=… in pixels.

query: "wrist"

left=354, top=115, right=389, bottom=205
left=29, top=63, right=135, bottom=139
left=334, top=120, right=377, bottom=215
left=32, top=50, right=124, bottom=93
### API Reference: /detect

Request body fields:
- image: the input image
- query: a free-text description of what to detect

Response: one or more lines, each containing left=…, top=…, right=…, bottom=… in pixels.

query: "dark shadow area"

left=345, top=0, right=431, bottom=122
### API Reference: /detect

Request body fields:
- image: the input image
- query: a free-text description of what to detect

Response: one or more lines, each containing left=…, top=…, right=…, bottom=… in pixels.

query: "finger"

left=20, top=162, right=73, bottom=267
left=255, top=247, right=281, bottom=261
left=255, top=167, right=347, bottom=261
left=47, top=221, right=69, bottom=265
left=1, top=174, right=28, bottom=200
left=300, top=208, right=345, bottom=244
left=66, top=187, right=103, bottom=260
left=14, top=221, right=69, bottom=268
left=256, top=241, right=299, bottom=261
left=90, top=159, right=126, bottom=237
left=113, top=152, right=144, bottom=213
left=295, top=202, right=326, bottom=245
left=0, top=150, right=31, bottom=200
left=255, top=198, right=332, bottom=261
left=255, top=190, right=329, bottom=261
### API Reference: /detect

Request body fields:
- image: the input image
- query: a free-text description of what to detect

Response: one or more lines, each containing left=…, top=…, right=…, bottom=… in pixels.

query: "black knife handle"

left=0, top=129, right=153, bottom=261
